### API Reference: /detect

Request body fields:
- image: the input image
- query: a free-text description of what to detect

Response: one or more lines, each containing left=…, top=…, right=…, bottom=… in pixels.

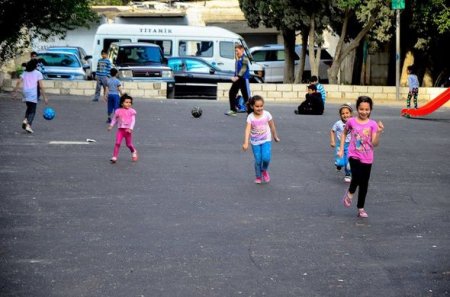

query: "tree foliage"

left=0, top=0, right=98, bottom=65
left=326, top=0, right=393, bottom=84
left=399, top=0, right=450, bottom=85
left=239, top=0, right=329, bottom=83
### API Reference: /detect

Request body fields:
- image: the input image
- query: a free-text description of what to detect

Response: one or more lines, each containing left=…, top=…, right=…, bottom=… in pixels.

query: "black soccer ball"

left=191, top=106, right=202, bottom=118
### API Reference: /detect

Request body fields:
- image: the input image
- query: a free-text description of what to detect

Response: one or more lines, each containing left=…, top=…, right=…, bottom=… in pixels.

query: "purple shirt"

left=346, top=117, right=378, bottom=164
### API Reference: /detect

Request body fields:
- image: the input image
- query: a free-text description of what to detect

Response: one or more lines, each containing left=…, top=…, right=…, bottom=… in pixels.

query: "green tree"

left=327, top=0, right=393, bottom=84
left=401, top=0, right=450, bottom=85
left=0, top=0, right=98, bottom=65
left=239, top=0, right=322, bottom=83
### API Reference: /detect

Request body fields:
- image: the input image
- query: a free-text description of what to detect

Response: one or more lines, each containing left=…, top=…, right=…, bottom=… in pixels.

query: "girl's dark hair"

left=248, top=94, right=264, bottom=106
left=25, top=59, right=38, bottom=72
left=120, top=93, right=133, bottom=106
left=356, top=96, right=373, bottom=110
left=407, top=65, right=415, bottom=74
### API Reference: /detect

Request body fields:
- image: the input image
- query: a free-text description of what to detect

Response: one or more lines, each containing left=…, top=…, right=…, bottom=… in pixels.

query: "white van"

left=92, top=24, right=264, bottom=80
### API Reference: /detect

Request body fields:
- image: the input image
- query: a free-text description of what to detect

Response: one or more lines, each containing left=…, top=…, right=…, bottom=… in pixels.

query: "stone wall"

left=1, top=79, right=168, bottom=99
left=217, top=83, right=450, bottom=107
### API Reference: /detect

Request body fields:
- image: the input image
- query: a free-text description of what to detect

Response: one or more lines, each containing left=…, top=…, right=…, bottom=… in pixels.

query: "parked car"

left=36, top=51, right=88, bottom=80
left=47, top=46, right=93, bottom=79
left=249, top=44, right=333, bottom=83
left=167, top=56, right=262, bottom=99
left=108, top=42, right=175, bottom=98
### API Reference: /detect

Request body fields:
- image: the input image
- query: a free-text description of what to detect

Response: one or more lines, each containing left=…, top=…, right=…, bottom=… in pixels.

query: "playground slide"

left=401, top=88, right=450, bottom=117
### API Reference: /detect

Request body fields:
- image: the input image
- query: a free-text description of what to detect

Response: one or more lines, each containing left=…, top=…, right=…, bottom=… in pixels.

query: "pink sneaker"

left=131, top=151, right=138, bottom=162
left=262, top=170, right=270, bottom=183
left=342, top=191, right=352, bottom=208
left=358, top=209, right=368, bottom=218
left=254, top=177, right=262, bottom=184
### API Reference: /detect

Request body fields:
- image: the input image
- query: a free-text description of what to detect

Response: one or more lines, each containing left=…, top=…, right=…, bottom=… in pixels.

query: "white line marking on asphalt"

left=49, top=141, right=91, bottom=145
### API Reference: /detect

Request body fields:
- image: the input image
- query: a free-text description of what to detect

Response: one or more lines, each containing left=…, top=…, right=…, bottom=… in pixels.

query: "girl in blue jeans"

left=242, top=95, right=280, bottom=184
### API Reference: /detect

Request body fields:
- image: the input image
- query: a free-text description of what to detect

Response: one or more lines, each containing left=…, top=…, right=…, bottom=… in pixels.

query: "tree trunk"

left=308, top=15, right=322, bottom=79
left=283, top=28, right=296, bottom=83
left=328, top=8, right=376, bottom=84
left=295, top=31, right=308, bottom=83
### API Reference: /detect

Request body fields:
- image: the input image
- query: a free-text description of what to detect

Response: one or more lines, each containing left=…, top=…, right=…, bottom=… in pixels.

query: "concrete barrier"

left=1, top=79, right=168, bottom=99
left=217, top=83, right=450, bottom=107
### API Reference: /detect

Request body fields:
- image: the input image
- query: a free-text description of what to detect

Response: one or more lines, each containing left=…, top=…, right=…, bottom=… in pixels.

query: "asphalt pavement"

left=0, top=93, right=449, bottom=297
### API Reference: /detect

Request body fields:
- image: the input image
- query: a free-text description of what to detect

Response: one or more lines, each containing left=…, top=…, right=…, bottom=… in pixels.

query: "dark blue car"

left=167, top=57, right=262, bottom=99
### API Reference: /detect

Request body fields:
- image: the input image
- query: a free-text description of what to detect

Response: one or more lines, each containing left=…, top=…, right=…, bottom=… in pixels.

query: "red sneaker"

left=254, top=177, right=262, bottom=184
left=262, top=170, right=270, bottom=183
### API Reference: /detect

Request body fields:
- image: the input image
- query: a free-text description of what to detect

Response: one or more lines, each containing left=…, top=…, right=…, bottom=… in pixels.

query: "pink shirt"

left=346, top=117, right=379, bottom=164
left=246, top=110, right=273, bottom=145
left=110, top=107, right=136, bottom=130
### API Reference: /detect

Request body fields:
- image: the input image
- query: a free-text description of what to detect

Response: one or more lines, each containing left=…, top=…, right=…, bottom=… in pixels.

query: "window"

left=251, top=51, right=267, bottom=62
left=276, top=50, right=285, bottom=61
left=103, top=38, right=131, bottom=52
left=184, top=59, right=210, bottom=73
left=138, top=39, right=172, bottom=56
left=116, top=46, right=162, bottom=65
left=220, top=41, right=234, bottom=59
left=179, top=40, right=213, bottom=57
left=168, top=58, right=184, bottom=72
left=38, top=53, right=80, bottom=68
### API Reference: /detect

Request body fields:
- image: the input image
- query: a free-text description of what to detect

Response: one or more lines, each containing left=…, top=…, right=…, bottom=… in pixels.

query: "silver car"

left=249, top=44, right=333, bottom=83
left=37, top=51, right=88, bottom=80
left=46, top=46, right=93, bottom=79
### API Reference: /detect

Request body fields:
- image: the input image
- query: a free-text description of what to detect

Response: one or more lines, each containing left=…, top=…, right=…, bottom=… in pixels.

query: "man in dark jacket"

left=295, top=84, right=324, bottom=115
left=225, top=44, right=251, bottom=116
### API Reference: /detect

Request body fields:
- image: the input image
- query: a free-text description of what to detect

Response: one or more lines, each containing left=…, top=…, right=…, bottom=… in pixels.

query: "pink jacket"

left=110, top=107, right=136, bottom=130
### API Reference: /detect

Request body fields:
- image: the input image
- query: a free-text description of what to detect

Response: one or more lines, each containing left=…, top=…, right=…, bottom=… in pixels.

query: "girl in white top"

left=242, top=95, right=280, bottom=184
left=13, top=59, right=48, bottom=133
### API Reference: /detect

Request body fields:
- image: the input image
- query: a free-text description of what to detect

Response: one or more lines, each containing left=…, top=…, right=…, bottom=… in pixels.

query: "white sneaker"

left=25, top=125, right=34, bottom=134
left=344, top=175, right=351, bottom=183
left=22, top=119, right=28, bottom=130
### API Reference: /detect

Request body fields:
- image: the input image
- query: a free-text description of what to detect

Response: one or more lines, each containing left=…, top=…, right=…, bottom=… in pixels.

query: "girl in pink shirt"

left=108, top=94, right=138, bottom=163
left=338, top=96, right=384, bottom=218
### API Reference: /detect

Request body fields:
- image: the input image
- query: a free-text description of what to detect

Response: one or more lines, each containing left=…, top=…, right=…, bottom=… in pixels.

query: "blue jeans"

left=251, top=141, right=272, bottom=178
left=107, top=94, right=120, bottom=116
left=94, top=76, right=108, bottom=101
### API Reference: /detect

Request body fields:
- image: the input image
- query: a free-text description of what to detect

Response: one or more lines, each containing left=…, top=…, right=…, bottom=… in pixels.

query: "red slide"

left=401, top=88, right=450, bottom=117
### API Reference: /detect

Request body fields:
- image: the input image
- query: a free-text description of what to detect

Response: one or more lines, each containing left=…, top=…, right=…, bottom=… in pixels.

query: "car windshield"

left=48, top=48, right=78, bottom=56
left=116, top=46, right=162, bottom=65
left=38, top=53, right=81, bottom=68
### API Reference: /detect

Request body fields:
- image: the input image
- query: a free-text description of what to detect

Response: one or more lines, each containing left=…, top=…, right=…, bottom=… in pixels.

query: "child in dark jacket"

left=295, top=84, right=324, bottom=115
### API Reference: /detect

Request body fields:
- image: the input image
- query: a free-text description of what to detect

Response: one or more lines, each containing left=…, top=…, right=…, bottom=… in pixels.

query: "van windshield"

left=239, top=39, right=254, bottom=62
left=116, top=46, right=162, bottom=65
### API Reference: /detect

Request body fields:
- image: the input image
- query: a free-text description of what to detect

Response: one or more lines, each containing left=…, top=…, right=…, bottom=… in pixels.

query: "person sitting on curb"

left=295, top=84, right=324, bottom=115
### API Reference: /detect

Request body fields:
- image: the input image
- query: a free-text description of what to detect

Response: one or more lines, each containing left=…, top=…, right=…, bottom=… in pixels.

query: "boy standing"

left=225, top=44, right=251, bottom=116
left=104, top=68, right=124, bottom=123
left=93, top=50, right=112, bottom=102
left=406, top=65, right=419, bottom=109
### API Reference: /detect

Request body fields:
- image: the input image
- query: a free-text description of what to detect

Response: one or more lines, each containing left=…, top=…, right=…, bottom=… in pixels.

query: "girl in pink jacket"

left=108, top=94, right=138, bottom=163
